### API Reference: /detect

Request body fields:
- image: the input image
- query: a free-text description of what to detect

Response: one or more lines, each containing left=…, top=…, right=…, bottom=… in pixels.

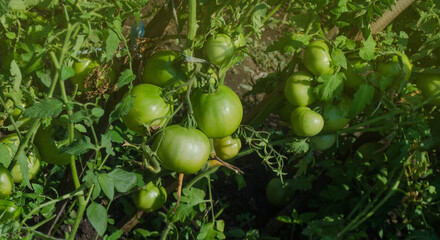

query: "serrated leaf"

left=23, top=98, right=63, bottom=118
left=61, top=65, right=75, bottom=81
left=172, top=188, right=206, bottom=223
left=105, top=29, right=120, bottom=62
left=17, top=150, right=30, bottom=188
left=86, top=202, right=108, bottom=236
left=359, top=35, right=376, bottom=61
left=36, top=70, right=52, bottom=87
left=98, top=174, right=115, bottom=201
left=347, top=84, right=375, bottom=118
left=331, top=48, right=347, bottom=69
left=109, top=95, right=134, bottom=124
left=59, top=136, right=94, bottom=155
left=91, top=107, right=104, bottom=118
left=284, top=139, right=309, bottom=154
left=10, top=60, right=22, bottom=92
left=100, top=133, right=115, bottom=156
left=107, top=168, right=137, bottom=192
left=117, top=69, right=136, bottom=89
left=314, top=73, right=344, bottom=102
left=92, top=182, right=101, bottom=200
left=69, top=110, right=86, bottom=123
left=0, top=144, right=12, bottom=168
left=295, top=158, right=308, bottom=176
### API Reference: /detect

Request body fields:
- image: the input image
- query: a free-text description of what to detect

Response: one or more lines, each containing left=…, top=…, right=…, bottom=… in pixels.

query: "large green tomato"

left=142, top=50, right=185, bottom=87
left=34, top=121, right=74, bottom=165
left=322, top=96, right=352, bottom=133
left=303, top=40, right=333, bottom=76
left=416, top=74, right=440, bottom=106
left=122, top=84, right=173, bottom=135
left=132, top=182, right=167, bottom=212
left=376, top=52, right=412, bottom=87
left=284, top=71, right=316, bottom=106
left=290, top=106, right=324, bottom=137
left=0, top=200, right=20, bottom=222
left=71, top=57, right=117, bottom=91
left=310, top=134, right=337, bottom=151
left=0, top=166, right=13, bottom=198
left=153, top=125, right=210, bottom=174
left=343, top=58, right=372, bottom=89
left=191, top=85, right=243, bottom=138
left=1, top=134, right=41, bottom=182
left=204, top=34, right=235, bottom=66
left=265, top=178, right=294, bottom=207
left=213, top=135, right=241, bottom=160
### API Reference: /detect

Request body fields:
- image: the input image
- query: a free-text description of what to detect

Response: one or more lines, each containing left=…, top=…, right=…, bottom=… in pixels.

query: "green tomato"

left=310, top=134, right=337, bottom=151
left=265, top=178, right=294, bottom=207
left=0, top=166, right=13, bottom=198
left=1, top=134, right=41, bottom=182
left=376, top=52, right=412, bottom=87
left=303, top=40, right=333, bottom=76
left=122, top=84, right=173, bottom=135
left=132, top=182, right=167, bottom=212
left=343, top=58, right=371, bottom=89
left=290, top=106, right=324, bottom=137
left=204, top=34, right=235, bottom=66
left=284, top=71, right=316, bottom=106
left=322, top=96, right=352, bottom=133
left=34, top=120, right=75, bottom=165
left=356, top=142, right=386, bottom=162
left=0, top=200, right=20, bottom=222
left=142, top=50, right=185, bottom=87
left=278, top=103, right=295, bottom=123
left=191, top=85, right=243, bottom=138
left=416, top=74, right=440, bottom=106
left=213, top=135, right=242, bottom=160
left=153, top=125, right=210, bottom=174
left=71, top=57, right=117, bottom=91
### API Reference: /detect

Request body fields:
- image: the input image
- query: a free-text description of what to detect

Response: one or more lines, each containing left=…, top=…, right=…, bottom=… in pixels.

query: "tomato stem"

left=172, top=173, right=185, bottom=214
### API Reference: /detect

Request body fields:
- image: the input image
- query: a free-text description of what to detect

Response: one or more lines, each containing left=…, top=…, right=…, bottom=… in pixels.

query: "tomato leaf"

left=109, top=95, right=134, bottom=124
left=359, top=35, right=376, bottom=61
left=86, top=202, right=108, bottom=236
left=69, top=110, right=86, bottom=123
left=107, top=168, right=137, bottom=193
left=0, top=143, right=12, bottom=168
left=17, top=150, right=31, bottom=188
left=36, top=70, right=52, bottom=88
left=347, top=84, right=375, bottom=118
left=197, top=222, right=226, bottom=240
left=59, top=136, right=94, bottom=155
left=100, top=133, right=115, bottom=156
left=172, top=188, right=206, bottom=223
left=314, top=73, right=344, bottom=102
left=284, top=139, right=309, bottom=155
left=10, top=60, right=22, bottom=92
left=23, top=98, right=63, bottom=118
left=98, top=173, right=115, bottom=201
left=331, top=48, right=347, bottom=69
left=61, top=65, right=75, bottom=81
left=117, top=69, right=136, bottom=89
left=104, top=26, right=120, bottom=62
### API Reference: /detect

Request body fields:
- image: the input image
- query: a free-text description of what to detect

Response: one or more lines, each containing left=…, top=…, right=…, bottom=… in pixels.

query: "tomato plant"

left=153, top=125, right=210, bottom=174
left=204, top=33, right=235, bottom=66
left=213, top=135, right=241, bottom=160
left=303, top=40, right=333, bottom=76
left=142, top=50, right=185, bottom=87
left=34, top=121, right=73, bottom=165
left=132, top=182, right=167, bottom=212
left=191, top=85, right=243, bottom=138
left=122, top=84, right=173, bottom=135
left=265, top=178, right=293, bottom=207
left=0, top=200, right=20, bottom=222
left=71, top=57, right=117, bottom=91
left=290, top=106, right=324, bottom=137
left=416, top=74, right=440, bottom=106
left=310, top=134, right=337, bottom=151
left=283, top=71, right=316, bottom=106
left=0, top=166, right=13, bottom=198
left=376, top=52, right=412, bottom=87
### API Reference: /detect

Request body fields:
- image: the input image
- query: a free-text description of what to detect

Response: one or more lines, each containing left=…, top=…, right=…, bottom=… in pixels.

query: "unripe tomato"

left=284, top=71, right=316, bottom=106
left=0, top=166, right=13, bottom=198
left=303, top=40, right=333, bottom=76
left=310, top=134, right=337, bottom=151
left=153, top=125, right=210, bottom=174
left=213, top=135, right=241, bottom=160
left=142, top=50, right=185, bottom=87
left=204, top=34, right=235, bottom=66
left=322, top=96, right=351, bottom=133
left=1, top=134, right=41, bottom=182
left=376, top=52, right=412, bottom=87
left=122, top=84, right=173, bottom=135
left=265, top=178, right=294, bottom=207
left=356, top=142, right=386, bottom=162
left=343, top=58, right=372, bottom=89
left=71, top=57, right=117, bottom=91
left=416, top=74, right=440, bottom=106
left=290, top=107, right=324, bottom=137
left=0, top=200, right=20, bottom=222
left=132, top=182, right=167, bottom=212
left=191, top=85, right=243, bottom=138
